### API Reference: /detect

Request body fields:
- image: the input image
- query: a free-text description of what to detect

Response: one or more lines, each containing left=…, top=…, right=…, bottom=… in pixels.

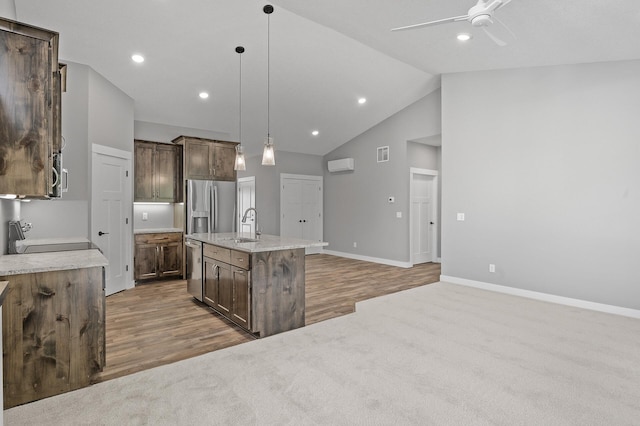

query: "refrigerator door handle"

left=187, top=180, right=194, bottom=235
left=212, top=185, right=219, bottom=233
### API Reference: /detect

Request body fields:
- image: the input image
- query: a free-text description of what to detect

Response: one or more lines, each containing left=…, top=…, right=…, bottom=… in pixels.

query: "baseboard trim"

left=324, top=250, right=412, bottom=268
left=440, top=275, right=640, bottom=319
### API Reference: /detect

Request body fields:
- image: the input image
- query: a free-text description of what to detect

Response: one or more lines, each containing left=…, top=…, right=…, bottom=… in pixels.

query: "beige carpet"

left=5, top=282, right=640, bottom=425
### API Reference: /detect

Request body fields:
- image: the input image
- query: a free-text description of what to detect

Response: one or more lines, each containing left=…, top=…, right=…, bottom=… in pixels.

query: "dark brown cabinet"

left=134, top=232, right=183, bottom=281
left=134, top=140, right=181, bottom=202
left=202, top=244, right=251, bottom=331
left=1, top=267, right=105, bottom=408
left=172, top=136, right=238, bottom=182
left=0, top=18, right=62, bottom=198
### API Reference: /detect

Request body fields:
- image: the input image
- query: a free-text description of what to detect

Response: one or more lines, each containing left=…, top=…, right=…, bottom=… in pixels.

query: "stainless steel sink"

left=231, top=237, right=258, bottom=243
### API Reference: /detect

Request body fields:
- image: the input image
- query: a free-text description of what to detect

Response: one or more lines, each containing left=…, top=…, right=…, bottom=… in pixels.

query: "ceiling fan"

left=391, top=0, right=514, bottom=47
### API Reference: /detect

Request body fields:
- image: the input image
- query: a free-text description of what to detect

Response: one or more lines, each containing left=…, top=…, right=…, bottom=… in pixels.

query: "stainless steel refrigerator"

left=185, top=179, right=236, bottom=235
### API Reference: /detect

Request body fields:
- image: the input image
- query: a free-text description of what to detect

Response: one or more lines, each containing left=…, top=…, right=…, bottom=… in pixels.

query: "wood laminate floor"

left=96, top=254, right=440, bottom=383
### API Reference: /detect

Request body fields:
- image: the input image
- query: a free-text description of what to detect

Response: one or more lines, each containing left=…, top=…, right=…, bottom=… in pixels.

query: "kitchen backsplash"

left=133, top=203, right=176, bottom=230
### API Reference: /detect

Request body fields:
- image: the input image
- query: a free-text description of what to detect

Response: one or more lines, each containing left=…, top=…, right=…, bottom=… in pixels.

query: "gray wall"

left=323, top=90, right=441, bottom=262
left=0, top=0, right=16, bottom=20
left=441, top=59, right=640, bottom=310
left=21, top=62, right=134, bottom=240
left=237, top=151, right=324, bottom=235
left=134, top=120, right=230, bottom=143
left=0, top=199, right=19, bottom=255
left=133, top=204, right=175, bottom=230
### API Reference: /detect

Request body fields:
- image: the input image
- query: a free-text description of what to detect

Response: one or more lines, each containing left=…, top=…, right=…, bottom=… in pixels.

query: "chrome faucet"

left=241, top=207, right=260, bottom=237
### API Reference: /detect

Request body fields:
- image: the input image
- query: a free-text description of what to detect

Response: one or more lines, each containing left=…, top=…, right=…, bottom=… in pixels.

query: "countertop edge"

left=186, top=233, right=328, bottom=253
left=0, top=249, right=109, bottom=276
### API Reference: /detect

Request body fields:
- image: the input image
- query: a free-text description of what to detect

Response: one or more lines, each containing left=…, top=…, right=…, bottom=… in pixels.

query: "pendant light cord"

left=239, top=50, right=242, bottom=144
left=267, top=11, right=270, bottom=139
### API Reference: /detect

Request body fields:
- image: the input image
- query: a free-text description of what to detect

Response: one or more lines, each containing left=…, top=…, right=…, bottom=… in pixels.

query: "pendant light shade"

left=234, top=46, right=246, bottom=171
left=261, top=4, right=276, bottom=166
left=261, top=136, right=275, bottom=166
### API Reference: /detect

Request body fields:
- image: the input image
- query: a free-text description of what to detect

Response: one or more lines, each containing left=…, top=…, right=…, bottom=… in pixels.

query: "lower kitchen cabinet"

left=134, top=232, right=183, bottom=281
left=1, top=267, right=105, bottom=408
left=203, top=248, right=250, bottom=331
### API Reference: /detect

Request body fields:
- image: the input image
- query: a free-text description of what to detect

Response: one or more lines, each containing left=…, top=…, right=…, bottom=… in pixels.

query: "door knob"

left=430, top=222, right=435, bottom=225
left=98, top=231, right=109, bottom=236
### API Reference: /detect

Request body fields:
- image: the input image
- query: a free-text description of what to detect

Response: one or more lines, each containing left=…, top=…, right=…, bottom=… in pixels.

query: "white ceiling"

left=13, top=0, right=640, bottom=157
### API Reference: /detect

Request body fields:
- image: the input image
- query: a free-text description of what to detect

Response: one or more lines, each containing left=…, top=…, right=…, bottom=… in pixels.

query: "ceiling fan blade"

left=494, top=15, right=517, bottom=41
left=391, top=15, right=468, bottom=32
left=482, top=27, right=507, bottom=47
left=494, top=0, right=513, bottom=11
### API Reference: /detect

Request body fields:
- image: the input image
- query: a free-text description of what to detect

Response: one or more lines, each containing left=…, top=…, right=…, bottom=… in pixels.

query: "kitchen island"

left=187, top=233, right=327, bottom=337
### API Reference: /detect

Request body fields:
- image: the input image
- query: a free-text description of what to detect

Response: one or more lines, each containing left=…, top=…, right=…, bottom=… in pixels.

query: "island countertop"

left=0, top=249, right=108, bottom=276
left=186, top=233, right=328, bottom=253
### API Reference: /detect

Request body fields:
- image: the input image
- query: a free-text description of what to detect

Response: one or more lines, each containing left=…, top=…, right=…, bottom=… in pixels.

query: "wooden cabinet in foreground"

left=172, top=136, right=238, bottom=182
left=0, top=18, right=63, bottom=198
left=1, top=267, right=105, bottom=408
left=134, top=140, right=181, bottom=202
left=134, top=232, right=183, bottom=281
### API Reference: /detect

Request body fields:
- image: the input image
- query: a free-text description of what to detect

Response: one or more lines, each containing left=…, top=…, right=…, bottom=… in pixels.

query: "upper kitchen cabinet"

left=172, top=136, right=238, bottom=182
left=134, top=140, right=182, bottom=202
left=0, top=18, right=63, bottom=198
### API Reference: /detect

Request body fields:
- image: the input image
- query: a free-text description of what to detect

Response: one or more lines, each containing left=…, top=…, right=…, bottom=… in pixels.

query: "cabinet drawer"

left=203, top=244, right=230, bottom=263
left=135, top=232, right=182, bottom=245
left=230, top=250, right=250, bottom=269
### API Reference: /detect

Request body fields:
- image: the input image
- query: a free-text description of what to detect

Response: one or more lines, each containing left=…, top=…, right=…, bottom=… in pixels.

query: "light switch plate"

left=142, top=212, right=148, bottom=221
left=457, top=213, right=465, bottom=221
left=396, top=211, right=402, bottom=218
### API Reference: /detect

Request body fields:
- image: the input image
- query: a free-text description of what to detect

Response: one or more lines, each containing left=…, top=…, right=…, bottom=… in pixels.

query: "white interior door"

left=92, top=145, right=132, bottom=296
left=410, top=169, right=438, bottom=265
left=237, top=177, right=255, bottom=234
left=280, top=174, right=323, bottom=255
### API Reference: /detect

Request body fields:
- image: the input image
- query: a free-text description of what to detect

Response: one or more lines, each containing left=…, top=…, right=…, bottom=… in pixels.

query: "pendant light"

left=261, top=4, right=276, bottom=166
left=234, top=46, right=246, bottom=171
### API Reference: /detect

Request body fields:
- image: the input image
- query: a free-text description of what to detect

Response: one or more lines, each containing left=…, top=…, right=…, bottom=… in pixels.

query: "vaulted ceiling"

left=13, top=0, right=640, bottom=156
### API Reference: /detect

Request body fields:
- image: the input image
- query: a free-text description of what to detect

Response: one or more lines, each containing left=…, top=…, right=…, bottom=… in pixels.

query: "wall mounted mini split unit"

left=327, top=158, right=355, bottom=173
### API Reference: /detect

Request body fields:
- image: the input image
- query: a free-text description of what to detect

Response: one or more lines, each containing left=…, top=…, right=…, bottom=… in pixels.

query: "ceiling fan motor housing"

left=471, top=14, right=493, bottom=27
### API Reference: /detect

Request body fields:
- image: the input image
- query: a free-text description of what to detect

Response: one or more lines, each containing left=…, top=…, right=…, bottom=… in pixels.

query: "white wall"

left=323, top=90, right=441, bottom=263
left=441, top=60, right=640, bottom=310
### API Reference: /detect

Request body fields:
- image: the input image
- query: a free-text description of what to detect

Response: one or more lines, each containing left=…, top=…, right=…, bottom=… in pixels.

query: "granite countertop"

left=134, top=228, right=183, bottom=235
left=186, top=233, right=328, bottom=253
left=0, top=250, right=108, bottom=276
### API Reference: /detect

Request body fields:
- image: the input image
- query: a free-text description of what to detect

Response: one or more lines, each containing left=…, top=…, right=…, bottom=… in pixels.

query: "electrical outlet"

left=142, top=212, right=148, bottom=221
left=489, top=264, right=496, bottom=273
left=353, top=242, right=357, bottom=248
left=457, top=213, right=465, bottom=221
left=396, top=211, right=402, bottom=218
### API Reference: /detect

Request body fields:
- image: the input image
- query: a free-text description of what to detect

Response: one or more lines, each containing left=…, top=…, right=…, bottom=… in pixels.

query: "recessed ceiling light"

left=311, top=130, right=319, bottom=136
left=457, top=33, right=472, bottom=42
left=131, top=54, right=145, bottom=63
left=358, top=97, right=367, bottom=105
left=199, top=92, right=209, bottom=99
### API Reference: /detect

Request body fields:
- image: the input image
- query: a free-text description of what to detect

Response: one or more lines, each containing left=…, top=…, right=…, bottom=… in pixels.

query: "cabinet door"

left=134, top=244, right=158, bottom=280
left=216, top=262, right=233, bottom=315
left=134, top=142, right=155, bottom=201
left=232, top=267, right=251, bottom=330
left=185, top=140, right=213, bottom=180
left=155, top=144, right=177, bottom=202
left=159, top=242, right=182, bottom=277
left=203, top=257, right=218, bottom=308
left=212, top=143, right=237, bottom=181
left=0, top=28, right=53, bottom=196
